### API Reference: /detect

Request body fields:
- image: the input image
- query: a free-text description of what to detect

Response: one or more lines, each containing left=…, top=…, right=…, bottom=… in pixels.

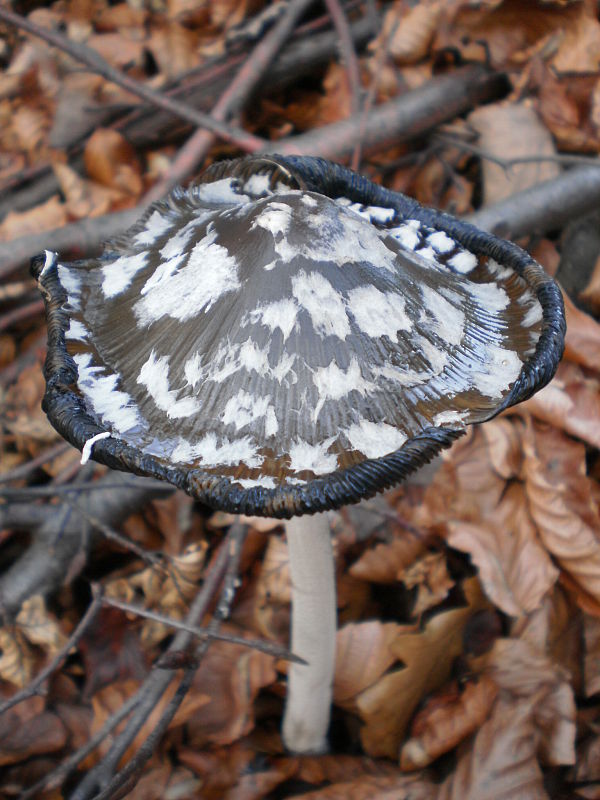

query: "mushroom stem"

left=282, top=512, right=336, bottom=754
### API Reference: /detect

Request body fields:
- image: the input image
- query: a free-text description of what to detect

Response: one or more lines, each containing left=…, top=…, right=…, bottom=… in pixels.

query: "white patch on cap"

left=487, top=259, right=513, bottom=280
left=159, top=217, right=203, bottom=261
left=372, top=363, right=429, bottom=387
left=288, top=438, right=337, bottom=475
left=183, top=352, right=204, bottom=388
left=140, top=253, right=187, bottom=296
left=197, top=178, right=249, bottom=205
left=346, top=285, right=411, bottom=339
left=313, top=357, right=373, bottom=402
left=347, top=203, right=395, bottom=224
left=448, top=251, right=478, bottom=274
left=134, top=228, right=240, bottom=324
left=388, top=224, right=420, bottom=251
left=80, top=431, right=111, bottom=465
left=470, top=345, right=522, bottom=397
left=221, top=390, right=272, bottom=431
left=421, top=285, right=465, bottom=346
left=74, top=352, right=141, bottom=433
left=101, top=251, right=148, bottom=298
left=469, top=282, right=510, bottom=312
left=427, top=231, right=456, bottom=253
left=236, top=475, right=277, bottom=489
left=414, top=334, right=448, bottom=375
left=171, top=432, right=261, bottom=468
left=292, top=271, right=350, bottom=339
left=245, top=299, right=299, bottom=341
left=243, top=173, right=270, bottom=197
left=138, top=351, right=200, bottom=419
left=522, top=301, right=543, bottom=327
left=65, top=319, right=89, bottom=341
left=134, top=211, right=172, bottom=245
left=344, top=419, right=407, bottom=459
left=265, top=406, right=278, bottom=437
left=252, top=201, right=293, bottom=239
left=432, top=409, right=469, bottom=427
left=57, top=265, right=81, bottom=304
left=302, top=194, right=318, bottom=207
left=416, top=246, right=440, bottom=266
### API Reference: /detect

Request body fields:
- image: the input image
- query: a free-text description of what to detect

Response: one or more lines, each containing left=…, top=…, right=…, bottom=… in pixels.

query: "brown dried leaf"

left=289, top=773, right=436, bottom=800
left=523, top=422, right=600, bottom=610
left=400, top=551, right=455, bottom=616
left=185, top=638, right=276, bottom=747
left=0, top=628, right=34, bottom=688
left=354, top=578, right=486, bottom=758
left=84, top=128, right=143, bottom=195
left=0, top=696, right=67, bottom=767
left=349, top=532, right=426, bottom=584
left=334, top=621, right=410, bottom=705
left=400, top=674, right=499, bottom=770
left=0, top=194, right=67, bottom=242
left=580, top=253, right=600, bottom=314
left=584, top=614, right=600, bottom=697
left=376, top=0, right=444, bottom=65
left=253, top=536, right=291, bottom=640
left=17, top=595, right=68, bottom=655
left=520, top=361, right=600, bottom=450
left=469, top=102, right=559, bottom=206
left=447, top=484, right=558, bottom=617
left=53, top=162, right=124, bottom=219
left=437, top=695, right=548, bottom=800
left=563, top=289, right=600, bottom=370
left=552, top=10, right=600, bottom=72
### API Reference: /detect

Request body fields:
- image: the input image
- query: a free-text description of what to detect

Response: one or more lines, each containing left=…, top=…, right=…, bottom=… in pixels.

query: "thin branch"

left=0, top=589, right=103, bottom=715
left=69, top=523, right=246, bottom=800
left=267, top=64, right=509, bottom=158
left=144, top=0, right=316, bottom=202
left=102, top=594, right=303, bottom=663
left=0, top=299, right=44, bottom=332
left=466, top=165, right=600, bottom=238
left=324, top=0, right=362, bottom=130
left=0, top=479, right=173, bottom=498
left=0, top=7, right=265, bottom=153
left=0, top=442, right=72, bottom=485
left=434, top=132, right=600, bottom=171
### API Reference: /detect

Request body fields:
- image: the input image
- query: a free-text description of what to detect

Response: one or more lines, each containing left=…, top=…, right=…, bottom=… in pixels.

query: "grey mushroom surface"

left=33, top=155, right=565, bottom=518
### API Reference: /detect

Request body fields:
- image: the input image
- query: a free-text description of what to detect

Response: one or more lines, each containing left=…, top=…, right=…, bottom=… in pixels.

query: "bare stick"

left=0, top=207, right=143, bottom=277
left=324, top=0, right=362, bottom=122
left=466, top=165, right=600, bottom=238
left=267, top=65, right=509, bottom=159
left=0, top=299, right=43, bottom=332
left=0, top=441, right=71, bottom=485
left=69, top=523, right=246, bottom=799
left=102, top=594, right=304, bottom=663
left=144, top=0, right=316, bottom=202
left=0, top=589, right=103, bottom=715
left=0, top=6, right=265, bottom=153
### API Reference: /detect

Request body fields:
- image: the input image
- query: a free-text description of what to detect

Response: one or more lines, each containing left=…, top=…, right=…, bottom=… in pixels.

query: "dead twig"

left=144, top=0, right=316, bottom=202
left=0, top=7, right=265, bottom=153
left=466, top=165, right=600, bottom=238
left=69, top=523, right=248, bottom=800
left=0, top=588, right=103, bottom=716
left=0, top=299, right=44, bottom=332
left=102, top=594, right=303, bottom=663
left=0, top=442, right=72, bottom=485
left=267, top=65, right=509, bottom=158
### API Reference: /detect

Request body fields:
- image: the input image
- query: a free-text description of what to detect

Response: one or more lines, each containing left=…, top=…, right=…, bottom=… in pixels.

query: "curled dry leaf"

left=84, top=128, right=143, bottom=195
left=447, top=483, right=558, bottom=617
left=353, top=578, right=486, bottom=758
left=523, top=422, right=600, bottom=611
left=521, top=360, right=600, bottom=450
left=53, top=161, right=124, bottom=219
left=579, top=252, right=600, bottom=313
left=562, top=289, right=600, bottom=371
left=349, top=532, right=426, bottom=584
left=480, top=417, right=523, bottom=480
left=373, top=0, right=444, bottom=65
left=16, top=594, right=68, bottom=654
left=253, top=536, right=291, bottom=641
left=400, top=551, right=455, bottom=617
left=184, top=638, right=276, bottom=748
left=334, top=621, right=411, bottom=705
left=400, top=674, right=499, bottom=771
left=0, top=628, right=34, bottom=688
left=437, top=695, right=548, bottom=800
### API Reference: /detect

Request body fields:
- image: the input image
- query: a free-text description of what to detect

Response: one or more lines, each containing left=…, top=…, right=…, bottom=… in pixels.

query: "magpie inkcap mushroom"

left=33, top=154, right=566, bottom=753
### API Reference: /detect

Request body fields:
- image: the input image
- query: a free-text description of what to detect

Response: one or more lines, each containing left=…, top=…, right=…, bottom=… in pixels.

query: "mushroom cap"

left=34, top=156, right=565, bottom=518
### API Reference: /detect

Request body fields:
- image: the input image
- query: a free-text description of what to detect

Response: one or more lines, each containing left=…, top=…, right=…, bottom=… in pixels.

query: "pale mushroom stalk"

left=283, top=513, right=336, bottom=753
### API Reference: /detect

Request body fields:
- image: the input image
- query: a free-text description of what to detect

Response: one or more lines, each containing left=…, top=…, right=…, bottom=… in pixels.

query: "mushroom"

left=32, top=155, right=565, bottom=754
